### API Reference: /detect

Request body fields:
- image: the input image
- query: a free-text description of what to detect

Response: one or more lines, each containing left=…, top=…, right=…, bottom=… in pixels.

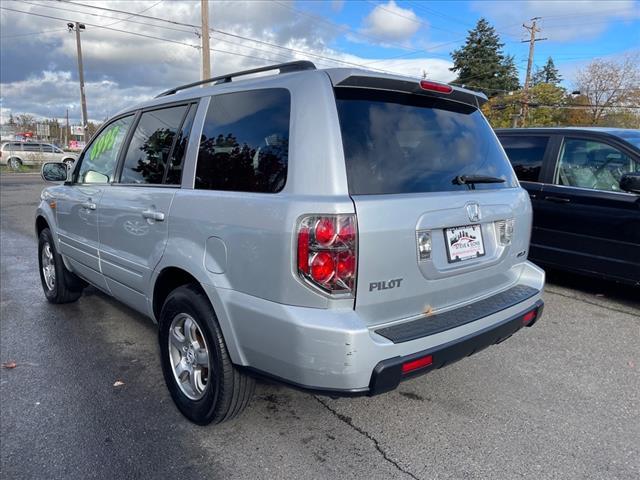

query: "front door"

left=97, top=103, right=196, bottom=313
left=56, top=115, right=135, bottom=290
left=535, top=136, right=640, bottom=283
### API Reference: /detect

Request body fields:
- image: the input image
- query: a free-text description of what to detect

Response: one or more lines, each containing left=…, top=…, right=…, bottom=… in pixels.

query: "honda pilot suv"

left=37, top=61, right=545, bottom=425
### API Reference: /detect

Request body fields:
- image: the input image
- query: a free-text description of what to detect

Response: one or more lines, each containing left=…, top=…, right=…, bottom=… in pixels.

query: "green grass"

left=0, top=164, right=39, bottom=174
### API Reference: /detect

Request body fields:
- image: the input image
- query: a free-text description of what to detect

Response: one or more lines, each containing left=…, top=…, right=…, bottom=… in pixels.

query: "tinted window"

left=120, top=105, right=189, bottom=184
left=165, top=104, right=197, bottom=185
left=498, top=135, right=548, bottom=182
left=41, top=144, right=55, bottom=153
left=195, top=89, right=290, bottom=193
left=77, top=116, right=134, bottom=184
left=556, top=138, right=639, bottom=192
left=23, top=143, right=41, bottom=152
left=335, top=89, right=517, bottom=195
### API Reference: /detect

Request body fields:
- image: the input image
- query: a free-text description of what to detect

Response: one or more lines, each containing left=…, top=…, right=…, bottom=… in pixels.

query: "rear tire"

left=158, top=284, right=255, bottom=425
left=38, top=228, right=84, bottom=303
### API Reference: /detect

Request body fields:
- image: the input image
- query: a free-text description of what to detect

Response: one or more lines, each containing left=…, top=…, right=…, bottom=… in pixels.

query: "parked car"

left=496, top=127, right=640, bottom=286
left=36, top=61, right=545, bottom=425
left=1, top=141, right=77, bottom=169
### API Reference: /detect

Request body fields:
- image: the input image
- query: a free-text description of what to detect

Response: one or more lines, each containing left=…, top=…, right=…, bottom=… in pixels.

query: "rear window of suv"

left=335, top=88, right=517, bottom=195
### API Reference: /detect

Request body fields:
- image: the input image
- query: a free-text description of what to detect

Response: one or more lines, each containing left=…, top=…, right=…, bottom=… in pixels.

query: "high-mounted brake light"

left=419, top=80, right=453, bottom=94
left=297, top=214, right=357, bottom=295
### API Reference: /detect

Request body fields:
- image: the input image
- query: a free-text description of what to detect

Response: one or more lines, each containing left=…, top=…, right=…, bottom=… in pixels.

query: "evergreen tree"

left=450, top=18, right=520, bottom=97
left=532, top=57, right=562, bottom=86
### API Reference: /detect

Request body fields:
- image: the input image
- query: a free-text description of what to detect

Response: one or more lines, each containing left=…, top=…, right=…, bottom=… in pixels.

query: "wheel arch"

left=151, top=265, right=245, bottom=365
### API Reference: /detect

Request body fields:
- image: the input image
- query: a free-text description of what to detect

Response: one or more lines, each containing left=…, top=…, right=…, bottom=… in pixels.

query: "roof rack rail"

left=155, top=60, right=316, bottom=98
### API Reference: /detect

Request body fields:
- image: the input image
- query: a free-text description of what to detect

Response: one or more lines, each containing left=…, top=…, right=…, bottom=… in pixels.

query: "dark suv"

left=496, top=128, right=640, bottom=286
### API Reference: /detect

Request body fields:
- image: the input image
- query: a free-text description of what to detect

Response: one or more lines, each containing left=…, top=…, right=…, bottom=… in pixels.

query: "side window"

left=195, top=88, right=290, bottom=193
left=120, top=105, right=189, bottom=185
left=165, top=104, right=197, bottom=185
left=42, top=144, right=55, bottom=153
left=555, top=138, right=638, bottom=192
left=498, top=135, right=548, bottom=182
left=23, top=143, right=41, bottom=152
left=77, top=115, right=134, bottom=184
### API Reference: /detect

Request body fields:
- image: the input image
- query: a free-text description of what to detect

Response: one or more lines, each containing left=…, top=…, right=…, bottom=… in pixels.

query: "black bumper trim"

left=369, top=300, right=544, bottom=395
left=375, top=285, right=539, bottom=344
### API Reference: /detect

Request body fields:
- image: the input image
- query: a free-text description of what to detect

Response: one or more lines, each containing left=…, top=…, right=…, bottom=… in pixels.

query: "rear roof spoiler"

left=328, top=69, right=487, bottom=108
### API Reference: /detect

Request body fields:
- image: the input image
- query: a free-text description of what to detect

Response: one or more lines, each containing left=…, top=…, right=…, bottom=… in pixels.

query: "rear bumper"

left=369, top=300, right=543, bottom=395
left=210, top=261, right=545, bottom=394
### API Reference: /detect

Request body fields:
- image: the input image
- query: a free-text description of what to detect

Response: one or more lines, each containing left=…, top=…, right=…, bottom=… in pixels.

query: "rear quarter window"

left=498, top=135, right=549, bottom=182
left=335, top=89, right=517, bottom=195
left=195, top=88, right=290, bottom=193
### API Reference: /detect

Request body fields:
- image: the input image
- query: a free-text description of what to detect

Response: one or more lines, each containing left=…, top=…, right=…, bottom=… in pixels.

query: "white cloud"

left=361, top=0, right=423, bottom=43
left=0, top=0, right=454, bottom=124
left=472, top=0, right=640, bottom=42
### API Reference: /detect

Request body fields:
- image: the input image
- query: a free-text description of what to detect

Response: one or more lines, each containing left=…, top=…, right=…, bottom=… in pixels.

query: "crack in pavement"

left=314, top=396, right=420, bottom=480
left=545, top=288, right=639, bottom=317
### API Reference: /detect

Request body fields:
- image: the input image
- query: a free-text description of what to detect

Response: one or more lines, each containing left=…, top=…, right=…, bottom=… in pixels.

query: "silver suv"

left=37, top=61, right=545, bottom=425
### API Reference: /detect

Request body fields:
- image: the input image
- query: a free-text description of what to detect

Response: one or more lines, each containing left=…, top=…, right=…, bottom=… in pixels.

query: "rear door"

left=334, top=87, right=531, bottom=325
left=22, top=143, right=43, bottom=165
left=534, top=135, right=640, bottom=283
left=97, top=103, right=197, bottom=313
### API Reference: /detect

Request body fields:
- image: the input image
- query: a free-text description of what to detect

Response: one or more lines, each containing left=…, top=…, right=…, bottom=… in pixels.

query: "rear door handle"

left=142, top=209, right=165, bottom=221
left=545, top=196, right=570, bottom=203
left=80, top=201, right=96, bottom=210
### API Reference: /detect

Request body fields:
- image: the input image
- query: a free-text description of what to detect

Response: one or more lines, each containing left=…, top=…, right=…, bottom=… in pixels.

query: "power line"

left=55, top=0, right=403, bottom=73
left=0, top=6, right=292, bottom=64
left=102, top=0, right=163, bottom=28
left=0, top=28, right=66, bottom=39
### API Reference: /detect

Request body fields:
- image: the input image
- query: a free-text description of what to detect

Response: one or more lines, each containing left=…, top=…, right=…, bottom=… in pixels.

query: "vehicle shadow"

left=543, top=266, right=639, bottom=309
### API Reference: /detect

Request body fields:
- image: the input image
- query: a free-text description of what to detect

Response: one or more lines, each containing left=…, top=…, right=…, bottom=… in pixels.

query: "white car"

left=0, top=142, right=77, bottom=169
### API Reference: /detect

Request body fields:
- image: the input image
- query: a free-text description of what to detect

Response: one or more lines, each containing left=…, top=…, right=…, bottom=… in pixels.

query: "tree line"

left=447, top=18, right=640, bottom=129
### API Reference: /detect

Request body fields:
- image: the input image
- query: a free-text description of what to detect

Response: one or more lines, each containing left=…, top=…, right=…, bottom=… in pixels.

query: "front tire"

left=159, top=284, right=255, bottom=425
left=38, top=228, right=84, bottom=303
left=8, top=158, right=22, bottom=170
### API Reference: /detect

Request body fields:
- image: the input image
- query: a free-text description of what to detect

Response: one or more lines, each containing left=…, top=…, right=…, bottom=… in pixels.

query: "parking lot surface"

left=1, top=174, right=638, bottom=479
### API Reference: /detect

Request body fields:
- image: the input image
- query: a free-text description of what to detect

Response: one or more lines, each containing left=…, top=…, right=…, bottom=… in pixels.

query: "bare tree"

left=14, top=114, right=36, bottom=131
left=575, top=55, right=640, bottom=125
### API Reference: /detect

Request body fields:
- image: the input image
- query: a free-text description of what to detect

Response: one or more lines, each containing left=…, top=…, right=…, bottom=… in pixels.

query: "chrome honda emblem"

left=466, top=203, right=481, bottom=222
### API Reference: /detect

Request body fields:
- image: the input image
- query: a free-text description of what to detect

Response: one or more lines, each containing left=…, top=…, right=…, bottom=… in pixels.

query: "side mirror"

left=620, top=173, right=640, bottom=194
left=41, top=162, right=68, bottom=182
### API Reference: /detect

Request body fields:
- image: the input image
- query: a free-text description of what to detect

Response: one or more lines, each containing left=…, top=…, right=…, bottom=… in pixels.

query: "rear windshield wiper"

left=452, top=175, right=506, bottom=186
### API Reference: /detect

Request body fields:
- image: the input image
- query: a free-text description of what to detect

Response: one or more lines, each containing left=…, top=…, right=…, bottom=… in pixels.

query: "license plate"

left=444, top=224, right=485, bottom=263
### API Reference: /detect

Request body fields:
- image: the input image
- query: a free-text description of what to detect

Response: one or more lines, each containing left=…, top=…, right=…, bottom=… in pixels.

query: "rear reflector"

left=522, top=310, right=537, bottom=326
left=419, top=80, right=453, bottom=94
left=401, top=355, right=433, bottom=374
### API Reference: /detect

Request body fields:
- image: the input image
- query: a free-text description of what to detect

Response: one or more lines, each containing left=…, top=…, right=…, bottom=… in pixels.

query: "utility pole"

left=68, top=22, right=88, bottom=140
left=520, top=18, right=547, bottom=127
left=65, top=109, right=69, bottom=147
left=201, top=0, right=211, bottom=79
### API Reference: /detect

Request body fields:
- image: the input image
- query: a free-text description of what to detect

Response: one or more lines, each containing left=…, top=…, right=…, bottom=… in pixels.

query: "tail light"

left=297, top=214, right=357, bottom=295
left=495, top=218, right=514, bottom=246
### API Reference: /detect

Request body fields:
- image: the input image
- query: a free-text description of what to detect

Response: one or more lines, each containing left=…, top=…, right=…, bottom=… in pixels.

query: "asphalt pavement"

left=1, top=173, right=638, bottom=480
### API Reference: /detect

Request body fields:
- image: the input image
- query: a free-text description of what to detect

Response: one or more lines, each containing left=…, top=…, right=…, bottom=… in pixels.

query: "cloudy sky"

left=1, top=0, right=638, bottom=124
